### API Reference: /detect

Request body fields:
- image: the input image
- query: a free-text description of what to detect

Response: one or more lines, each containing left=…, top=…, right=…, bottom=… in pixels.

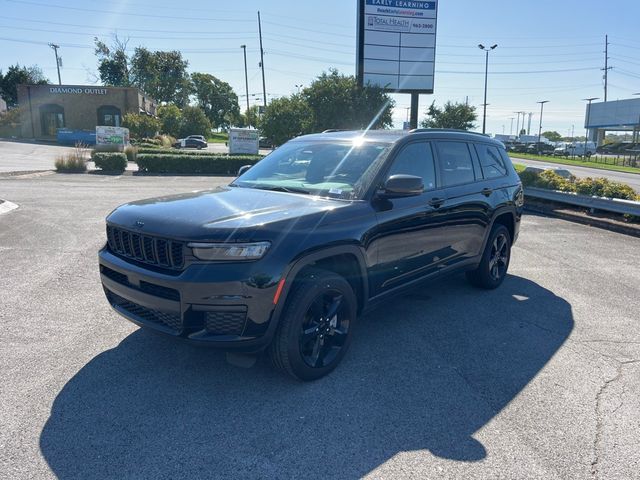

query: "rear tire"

left=269, top=269, right=357, bottom=381
left=466, top=224, right=511, bottom=289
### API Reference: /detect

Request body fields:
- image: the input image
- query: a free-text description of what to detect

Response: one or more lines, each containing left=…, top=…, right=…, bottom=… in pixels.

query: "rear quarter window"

left=476, top=143, right=508, bottom=179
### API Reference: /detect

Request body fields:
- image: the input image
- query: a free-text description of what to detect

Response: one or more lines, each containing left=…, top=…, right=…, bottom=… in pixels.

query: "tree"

left=304, top=69, right=394, bottom=131
left=261, top=95, right=312, bottom=146
left=242, top=105, right=261, bottom=129
left=122, top=113, right=160, bottom=139
left=94, top=39, right=191, bottom=105
left=421, top=101, right=477, bottom=130
left=94, top=36, right=130, bottom=87
left=179, top=106, right=212, bottom=138
left=130, top=48, right=191, bottom=106
left=0, top=64, right=48, bottom=107
left=190, top=73, right=240, bottom=129
left=542, top=131, right=562, bottom=142
left=157, top=104, right=183, bottom=138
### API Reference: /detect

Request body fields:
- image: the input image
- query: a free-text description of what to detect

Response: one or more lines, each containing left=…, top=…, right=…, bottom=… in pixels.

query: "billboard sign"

left=357, top=0, right=438, bottom=93
left=229, top=128, right=259, bottom=155
left=96, top=126, right=129, bottom=146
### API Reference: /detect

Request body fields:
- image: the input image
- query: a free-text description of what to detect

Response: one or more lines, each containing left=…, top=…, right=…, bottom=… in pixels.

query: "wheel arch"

left=275, top=245, right=369, bottom=319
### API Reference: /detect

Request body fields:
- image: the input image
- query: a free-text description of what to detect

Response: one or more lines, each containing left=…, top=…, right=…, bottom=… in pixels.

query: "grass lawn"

left=509, top=153, right=640, bottom=175
left=208, top=132, right=228, bottom=144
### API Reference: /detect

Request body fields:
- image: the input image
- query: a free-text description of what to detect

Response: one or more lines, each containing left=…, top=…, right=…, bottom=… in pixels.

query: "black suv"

left=99, top=129, right=523, bottom=380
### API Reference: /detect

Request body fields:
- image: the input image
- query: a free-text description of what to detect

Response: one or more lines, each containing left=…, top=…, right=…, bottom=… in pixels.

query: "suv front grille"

left=106, top=289, right=182, bottom=332
left=106, top=225, right=184, bottom=270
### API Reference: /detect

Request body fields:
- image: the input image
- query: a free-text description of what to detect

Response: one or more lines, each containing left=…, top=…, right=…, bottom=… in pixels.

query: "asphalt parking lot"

left=1, top=173, right=639, bottom=479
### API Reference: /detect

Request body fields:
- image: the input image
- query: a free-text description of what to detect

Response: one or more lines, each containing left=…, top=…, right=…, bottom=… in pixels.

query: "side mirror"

left=380, top=174, right=424, bottom=197
left=237, top=165, right=252, bottom=176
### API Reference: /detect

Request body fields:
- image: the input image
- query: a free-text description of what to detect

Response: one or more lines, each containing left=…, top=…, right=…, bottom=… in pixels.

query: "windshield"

left=231, top=140, right=390, bottom=200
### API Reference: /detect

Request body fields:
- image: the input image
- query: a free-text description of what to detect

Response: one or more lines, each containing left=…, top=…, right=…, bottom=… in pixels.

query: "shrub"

left=179, top=106, right=212, bottom=138
left=123, top=113, right=161, bottom=139
left=157, top=104, right=183, bottom=138
left=124, top=145, right=138, bottom=162
left=54, top=142, right=88, bottom=173
left=55, top=155, right=87, bottom=173
left=136, top=153, right=262, bottom=175
left=575, top=177, right=638, bottom=200
left=92, top=152, right=127, bottom=173
left=154, top=134, right=176, bottom=148
left=518, top=169, right=639, bottom=201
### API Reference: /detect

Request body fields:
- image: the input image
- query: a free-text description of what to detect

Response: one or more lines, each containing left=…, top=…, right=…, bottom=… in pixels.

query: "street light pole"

left=582, top=97, right=599, bottom=160
left=48, top=43, right=61, bottom=85
left=478, top=44, right=497, bottom=135
left=240, top=45, right=250, bottom=126
left=537, top=100, right=549, bottom=154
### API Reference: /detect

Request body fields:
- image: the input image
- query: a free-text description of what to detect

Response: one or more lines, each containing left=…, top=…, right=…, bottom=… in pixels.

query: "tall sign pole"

left=357, top=0, right=438, bottom=130
left=240, top=45, right=250, bottom=124
left=257, top=11, right=267, bottom=110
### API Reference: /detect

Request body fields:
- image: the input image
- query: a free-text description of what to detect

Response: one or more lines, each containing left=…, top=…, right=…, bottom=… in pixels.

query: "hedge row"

left=135, top=147, right=263, bottom=159
left=135, top=154, right=262, bottom=174
left=92, top=152, right=128, bottom=173
left=519, top=170, right=639, bottom=201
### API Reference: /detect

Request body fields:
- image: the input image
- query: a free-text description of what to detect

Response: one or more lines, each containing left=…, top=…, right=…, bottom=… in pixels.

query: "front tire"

left=269, top=269, right=357, bottom=381
left=466, top=224, right=511, bottom=289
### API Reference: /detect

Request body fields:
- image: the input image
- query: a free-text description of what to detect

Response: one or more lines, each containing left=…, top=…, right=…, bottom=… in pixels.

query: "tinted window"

left=476, top=144, right=507, bottom=179
left=435, top=142, right=476, bottom=187
left=387, top=142, right=436, bottom=191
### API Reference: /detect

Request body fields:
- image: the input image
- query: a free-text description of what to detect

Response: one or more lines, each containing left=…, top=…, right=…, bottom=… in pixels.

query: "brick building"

left=17, top=84, right=157, bottom=139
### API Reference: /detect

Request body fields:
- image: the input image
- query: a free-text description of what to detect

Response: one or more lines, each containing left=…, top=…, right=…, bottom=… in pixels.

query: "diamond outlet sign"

left=357, top=0, right=438, bottom=93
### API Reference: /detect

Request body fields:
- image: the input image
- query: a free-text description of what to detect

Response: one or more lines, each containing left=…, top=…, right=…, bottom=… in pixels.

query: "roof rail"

left=409, top=128, right=490, bottom=137
left=321, top=129, right=347, bottom=133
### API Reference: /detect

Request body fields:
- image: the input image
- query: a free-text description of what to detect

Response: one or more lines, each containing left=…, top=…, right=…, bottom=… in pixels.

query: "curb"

left=524, top=200, right=640, bottom=238
left=0, top=200, right=19, bottom=216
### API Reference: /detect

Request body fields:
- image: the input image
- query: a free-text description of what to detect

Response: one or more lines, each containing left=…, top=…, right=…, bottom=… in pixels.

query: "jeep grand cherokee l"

left=99, top=129, right=523, bottom=380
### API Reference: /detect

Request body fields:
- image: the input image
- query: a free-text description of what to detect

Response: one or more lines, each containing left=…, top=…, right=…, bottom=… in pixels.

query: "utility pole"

left=257, top=11, right=267, bottom=111
left=509, top=117, right=514, bottom=136
left=240, top=45, right=250, bottom=125
left=536, top=101, right=549, bottom=154
left=48, top=43, right=62, bottom=85
left=527, top=112, right=533, bottom=135
left=583, top=97, right=599, bottom=158
left=514, top=112, right=521, bottom=138
left=602, top=35, right=612, bottom=102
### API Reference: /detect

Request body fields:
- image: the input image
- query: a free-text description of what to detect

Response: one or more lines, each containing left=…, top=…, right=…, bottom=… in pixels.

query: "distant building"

left=584, top=98, right=640, bottom=146
left=0, top=97, right=7, bottom=113
left=16, top=84, right=157, bottom=139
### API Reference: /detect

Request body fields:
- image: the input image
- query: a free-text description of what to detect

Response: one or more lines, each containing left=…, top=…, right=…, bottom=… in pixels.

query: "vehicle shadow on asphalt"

left=39, top=274, right=573, bottom=479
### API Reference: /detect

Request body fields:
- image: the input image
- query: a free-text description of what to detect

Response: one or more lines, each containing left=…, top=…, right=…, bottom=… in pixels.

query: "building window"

left=39, top=104, right=65, bottom=136
left=97, top=105, right=122, bottom=127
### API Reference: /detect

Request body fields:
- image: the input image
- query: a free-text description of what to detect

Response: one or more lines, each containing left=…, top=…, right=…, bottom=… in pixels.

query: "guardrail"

left=524, top=187, right=640, bottom=217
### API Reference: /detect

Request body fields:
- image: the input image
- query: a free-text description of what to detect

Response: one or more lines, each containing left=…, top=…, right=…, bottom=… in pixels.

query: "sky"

left=1, top=0, right=639, bottom=136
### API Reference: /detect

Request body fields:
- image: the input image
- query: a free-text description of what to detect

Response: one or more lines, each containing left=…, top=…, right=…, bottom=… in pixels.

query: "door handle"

left=481, top=188, right=493, bottom=197
left=428, top=197, right=445, bottom=208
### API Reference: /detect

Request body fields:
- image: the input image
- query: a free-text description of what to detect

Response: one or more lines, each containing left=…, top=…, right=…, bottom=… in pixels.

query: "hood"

left=106, top=186, right=349, bottom=242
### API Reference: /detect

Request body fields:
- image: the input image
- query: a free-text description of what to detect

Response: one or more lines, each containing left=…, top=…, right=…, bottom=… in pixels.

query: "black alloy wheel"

left=488, top=232, right=509, bottom=282
left=299, top=290, right=350, bottom=369
left=270, top=269, right=357, bottom=381
left=466, top=224, right=512, bottom=289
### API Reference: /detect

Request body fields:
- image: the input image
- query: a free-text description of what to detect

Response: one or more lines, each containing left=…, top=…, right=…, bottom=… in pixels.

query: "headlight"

left=188, top=241, right=270, bottom=261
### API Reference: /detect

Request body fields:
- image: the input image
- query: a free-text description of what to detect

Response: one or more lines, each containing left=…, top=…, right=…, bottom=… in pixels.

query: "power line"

left=4, top=0, right=254, bottom=23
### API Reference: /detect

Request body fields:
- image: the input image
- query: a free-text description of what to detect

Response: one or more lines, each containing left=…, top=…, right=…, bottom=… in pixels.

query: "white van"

left=553, top=141, right=596, bottom=158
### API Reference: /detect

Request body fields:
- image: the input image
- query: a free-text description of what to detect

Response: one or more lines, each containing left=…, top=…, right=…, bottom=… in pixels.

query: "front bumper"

left=99, top=247, right=281, bottom=352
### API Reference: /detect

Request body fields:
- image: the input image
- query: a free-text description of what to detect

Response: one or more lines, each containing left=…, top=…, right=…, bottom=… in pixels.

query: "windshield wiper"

left=252, top=185, right=311, bottom=195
